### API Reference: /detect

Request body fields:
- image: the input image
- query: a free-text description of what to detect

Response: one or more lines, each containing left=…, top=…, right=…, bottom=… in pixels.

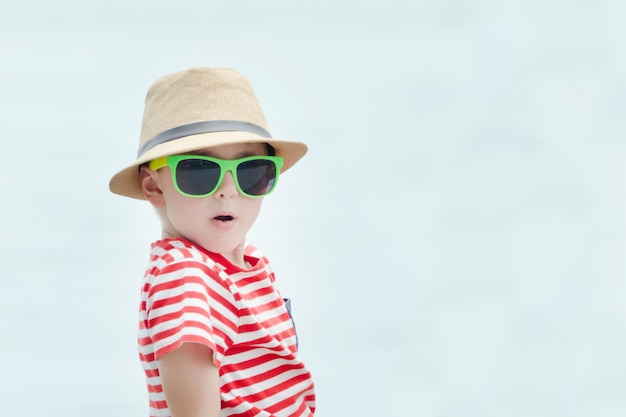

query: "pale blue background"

left=2, top=1, right=626, bottom=416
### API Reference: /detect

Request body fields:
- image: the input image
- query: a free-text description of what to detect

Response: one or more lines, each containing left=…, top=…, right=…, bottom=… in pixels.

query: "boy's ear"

left=139, top=165, right=165, bottom=207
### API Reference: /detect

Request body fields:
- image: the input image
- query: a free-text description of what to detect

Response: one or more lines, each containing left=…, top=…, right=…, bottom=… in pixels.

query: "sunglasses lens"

left=237, top=159, right=277, bottom=196
left=175, top=158, right=221, bottom=195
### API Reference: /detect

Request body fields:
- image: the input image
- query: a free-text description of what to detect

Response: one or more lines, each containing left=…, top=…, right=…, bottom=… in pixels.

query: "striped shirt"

left=138, top=238, right=316, bottom=416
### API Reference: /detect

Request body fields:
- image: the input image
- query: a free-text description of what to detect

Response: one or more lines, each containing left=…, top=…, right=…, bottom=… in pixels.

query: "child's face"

left=146, top=142, right=268, bottom=264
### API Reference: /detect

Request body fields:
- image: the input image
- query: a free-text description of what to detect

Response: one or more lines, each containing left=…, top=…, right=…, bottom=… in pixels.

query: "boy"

left=109, top=67, right=316, bottom=417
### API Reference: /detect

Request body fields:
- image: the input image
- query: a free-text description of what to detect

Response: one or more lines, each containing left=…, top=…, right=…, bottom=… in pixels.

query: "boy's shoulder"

left=150, top=237, right=208, bottom=262
left=147, top=238, right=223, bottom=276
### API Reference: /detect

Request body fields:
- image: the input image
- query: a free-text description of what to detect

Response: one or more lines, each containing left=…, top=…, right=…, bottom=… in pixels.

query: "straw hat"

left=109, top=67, right=308, bottom=199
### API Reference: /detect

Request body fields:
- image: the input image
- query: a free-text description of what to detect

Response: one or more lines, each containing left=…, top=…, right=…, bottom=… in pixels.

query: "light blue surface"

left=1, top=1, right=626, bottom=415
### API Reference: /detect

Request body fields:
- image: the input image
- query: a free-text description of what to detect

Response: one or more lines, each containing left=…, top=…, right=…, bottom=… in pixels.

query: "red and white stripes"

left=138, top=238, right=315, bottom=416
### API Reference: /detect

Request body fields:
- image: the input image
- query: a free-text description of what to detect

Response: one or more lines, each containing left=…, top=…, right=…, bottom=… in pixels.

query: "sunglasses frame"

left=149, top=154, right=284, bottom=198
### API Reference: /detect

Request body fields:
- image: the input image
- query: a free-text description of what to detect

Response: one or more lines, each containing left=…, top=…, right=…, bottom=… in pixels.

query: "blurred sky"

left=2, top=0, right=626, bottom=416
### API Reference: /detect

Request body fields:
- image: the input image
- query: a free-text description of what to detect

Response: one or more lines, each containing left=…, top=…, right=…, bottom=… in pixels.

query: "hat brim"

left=109, top=131, right=308, bottom=200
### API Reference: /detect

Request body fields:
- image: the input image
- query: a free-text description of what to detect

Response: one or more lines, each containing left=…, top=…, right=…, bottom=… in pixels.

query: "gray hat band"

left=137, top=120, right=272, bottom=158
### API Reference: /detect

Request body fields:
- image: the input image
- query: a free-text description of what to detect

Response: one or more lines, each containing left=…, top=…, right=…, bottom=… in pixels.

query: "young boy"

left=109, top=67, right=316, bottom=417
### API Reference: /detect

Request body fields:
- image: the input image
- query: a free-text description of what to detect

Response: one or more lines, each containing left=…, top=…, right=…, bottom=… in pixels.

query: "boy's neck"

left=161, top=231, right=249, bottom=269
left=219, top=242, right=248, bottom=269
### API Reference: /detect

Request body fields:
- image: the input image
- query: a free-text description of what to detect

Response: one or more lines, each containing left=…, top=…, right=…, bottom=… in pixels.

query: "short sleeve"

left=145, top=259, right=230, bottom=367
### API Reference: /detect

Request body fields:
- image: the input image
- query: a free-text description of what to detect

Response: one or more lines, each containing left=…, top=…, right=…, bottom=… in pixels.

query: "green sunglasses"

left=149, top=154, right=284, bottom=198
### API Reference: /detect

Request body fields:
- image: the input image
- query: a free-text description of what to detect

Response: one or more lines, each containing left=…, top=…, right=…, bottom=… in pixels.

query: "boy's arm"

left=158, top=342, right=221, bottom=417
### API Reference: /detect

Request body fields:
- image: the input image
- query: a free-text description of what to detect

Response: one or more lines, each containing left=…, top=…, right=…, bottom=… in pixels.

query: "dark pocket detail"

left=283, top=298, right=299, bottom=350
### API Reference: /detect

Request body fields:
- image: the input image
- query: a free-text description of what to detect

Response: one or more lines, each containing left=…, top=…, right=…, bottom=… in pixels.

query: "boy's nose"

left=215, top=171, right=238, bottom=199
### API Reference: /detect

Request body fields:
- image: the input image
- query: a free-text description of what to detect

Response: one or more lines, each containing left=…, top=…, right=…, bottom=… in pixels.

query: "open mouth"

left=214, top=215, right=234, bottom=221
